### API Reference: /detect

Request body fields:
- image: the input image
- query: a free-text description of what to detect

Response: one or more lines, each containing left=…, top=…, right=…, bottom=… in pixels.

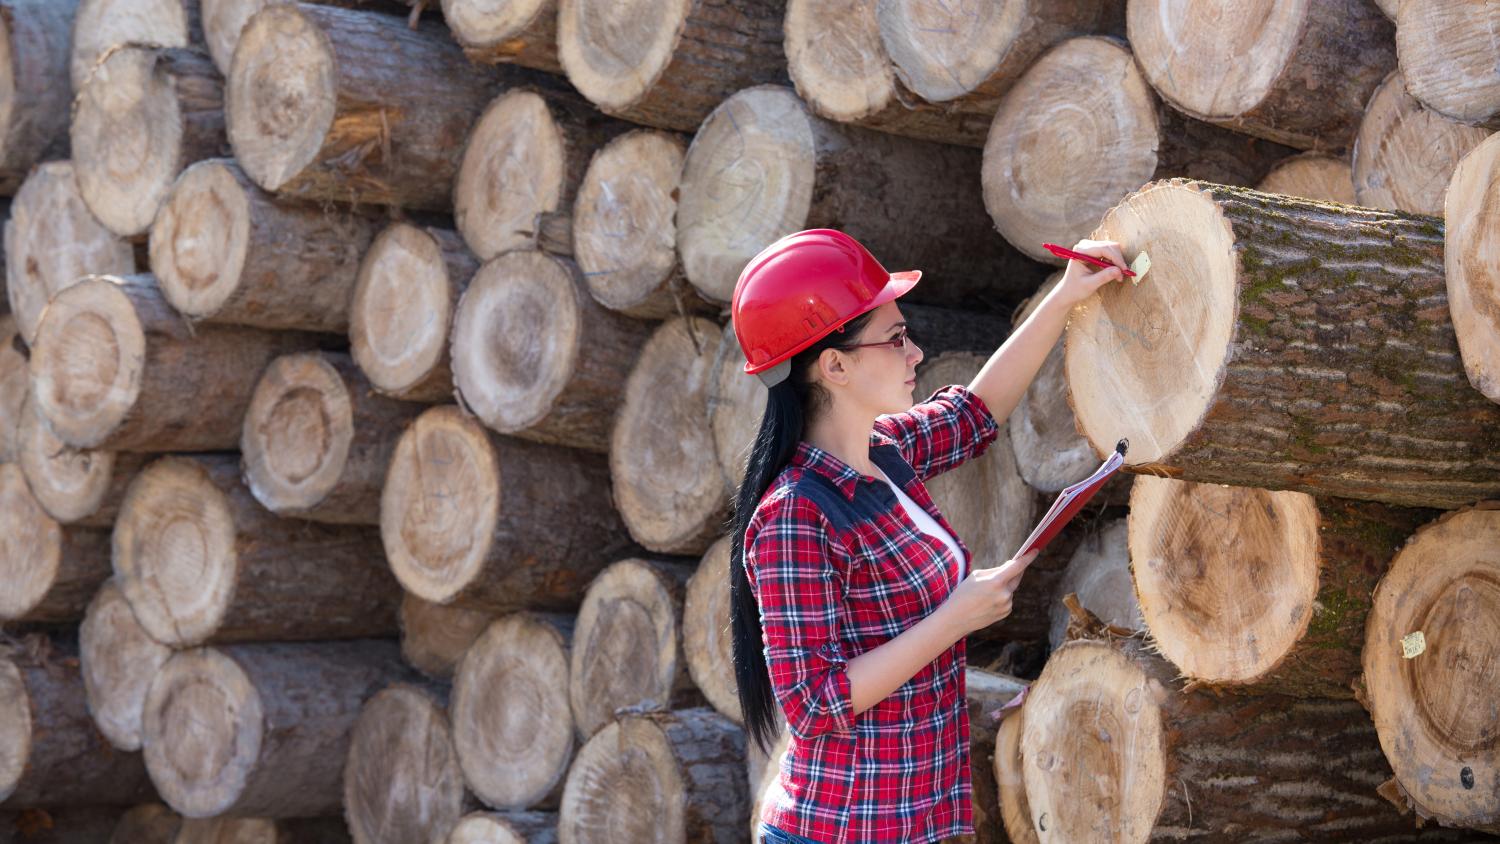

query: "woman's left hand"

left=1052, top=239, right=1130, bottom=306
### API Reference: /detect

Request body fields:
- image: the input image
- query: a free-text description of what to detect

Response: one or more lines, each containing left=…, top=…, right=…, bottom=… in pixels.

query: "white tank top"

left=874, top=467, right=966, bottom=580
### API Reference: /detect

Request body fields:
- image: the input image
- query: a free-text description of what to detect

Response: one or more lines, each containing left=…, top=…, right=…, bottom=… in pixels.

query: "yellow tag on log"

left=1129, top=251, right=1152, bottom=285
left=1401, top=631, right=1426, bottom=659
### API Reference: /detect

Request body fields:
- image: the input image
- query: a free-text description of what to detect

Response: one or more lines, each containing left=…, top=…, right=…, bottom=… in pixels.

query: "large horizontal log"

left=1394, top=2, right=1500, bottom=129
left=381, top=405, right=634, bottom=610
left=17, top=393, right=149, bottom=527
left=349, top=223, right=478, bottom=402
left=113, top=454, right=401, bottom=647
left=226, top=4, right=502, bottom=209
left=677, top=85, right=1050, bottom=306
left=150, top=159, right=382, bottom=332
left=557, top=708, right=747, bottom=844
left=1443, top=131, right=1500, bottom=405
left=1127, top=0, right=1395, bottom=150
left=1130, top=475, right=1433, bottom=698
left=141, top=640, right=414, bottom=818
left=241, top=351, right=424, bottom=523
left=0, top=464, right=111, bottom=623
left=1352, top=71, right=1490, bottom=216
left=343, top=684, right=468, bottom=844
left=557, top=0, right=784, bottom=132
left=80, top=580, right=172, bottom=752
left=452, top=613, right=574, bottom=810
left=0, top=0, right=77, bottom=194
left=0, top=637, right=156, bottom=807
left=982, top=37, right=1295, bottom=265
left=28, top=274, right=317, bottom=451
left=71, top=46, right=225, bottom=238
left=682, top=536, right=738, bottom=724
left=69, top=0, right=197, bottom=89
left=1067, top=179, right=1500, bottom=509
left=1257, top=151, right=1356, bottom=204
left=4, top=161, right=134, bottom=345
left=1363, top=503, right=1500, bottom=834
left=441, top=0, right=560, bottom=72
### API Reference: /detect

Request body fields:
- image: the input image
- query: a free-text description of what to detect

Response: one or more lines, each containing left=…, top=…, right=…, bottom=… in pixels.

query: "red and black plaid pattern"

left=745, top=385, right=1000, bottom=844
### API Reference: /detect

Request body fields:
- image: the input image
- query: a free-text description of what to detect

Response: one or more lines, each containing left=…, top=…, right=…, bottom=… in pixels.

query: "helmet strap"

left=756, top=360, right=792, bottom=388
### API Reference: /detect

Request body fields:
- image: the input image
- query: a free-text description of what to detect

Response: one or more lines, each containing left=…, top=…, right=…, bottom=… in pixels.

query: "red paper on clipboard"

left=1015, top=439, right=1128, bottom=557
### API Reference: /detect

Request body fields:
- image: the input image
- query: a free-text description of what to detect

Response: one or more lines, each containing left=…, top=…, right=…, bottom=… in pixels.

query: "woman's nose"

left=908, top=340, right=924, bottom=366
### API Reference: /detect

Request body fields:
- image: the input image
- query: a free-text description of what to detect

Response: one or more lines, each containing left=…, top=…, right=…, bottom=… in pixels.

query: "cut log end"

left=683, top=536, right=741, bottom=724
left=399, top=593, right=492, bottom=681
left=149, top=159, right=253, bottom=321
left=573, top=130, right=686, bottom=317
left=201, top=0, right=270, bottom=74
left=451, top=251, right=580, bottom=435
left=16, top=393, right=119, bottom=525
left=557, top=718, right=687, bottom=843
left=0, top=317, right=25, bottom=465
left=876, top=0, right=1029, bottom=103
left=1395, top=2, right=1500, bottom=128
left=1048, top=517, right=1138, bottom=649
left=1257, top=152, right=1356, bottom=205
left=112, top=457, right=239, bottom=647
left=447, top=811, right=557, bottom=844
left=456, top=91, right=568, bottom=262
left=783, top=0, right=894, bottom=122
left=140, top=648, right=265, bottom=818
left=0, top=655, right=30, bottom=802
left=570, top=559, right=685, bottom=739
left=1064, top=180, right=1239, bottom=466
left=69, top=0, right=191, bottom=89
left=1128, top=475, right=1319, bottom=685
left=112, top=803, right=183, bottom=842
left=225, top=4, right=336, bottom=193
left=442, top=0, right=553, bottom=56
left=995, top=710, right=1038, bottom=844
left=1364, top=504, right=1500, bottom=830
left=677, top=86, right=816, bottom=303
left=453, top=614, right=573, bottom=810
left=241, top=352, right=354, bottom=514
left=350, top=224, right=466, bottom=400
left=380, top=406, right=499, bottom=604
left=707, top=322, right=763, bottom=493
left=1353, top=71, right=1489, bottom=216
left=80, top=580, right=172, bottom=752
left=556, top=0, right=683, bottom=113
left=343, top=685, right=466, bottom=844
left=1444, top=132, right=1500, bottom=406
left=982, top=37, right=1160, bottom=264
left=0, top=463, right=64, bottom=621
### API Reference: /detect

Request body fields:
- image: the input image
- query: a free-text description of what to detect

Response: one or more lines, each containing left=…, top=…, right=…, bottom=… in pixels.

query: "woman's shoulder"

left=748, top=466, right=850, bottom=538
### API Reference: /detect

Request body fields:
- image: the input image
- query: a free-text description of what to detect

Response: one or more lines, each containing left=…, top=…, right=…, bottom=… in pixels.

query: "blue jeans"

left=759, top=824, right=822, bottom=844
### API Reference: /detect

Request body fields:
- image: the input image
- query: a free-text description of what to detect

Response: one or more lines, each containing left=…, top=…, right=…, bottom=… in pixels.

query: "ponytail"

left=729, top=311, right=873, bottom=754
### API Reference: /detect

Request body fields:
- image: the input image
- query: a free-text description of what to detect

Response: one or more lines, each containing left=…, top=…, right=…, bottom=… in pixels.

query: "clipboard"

left=1015, top=439, right=1129, bottom=557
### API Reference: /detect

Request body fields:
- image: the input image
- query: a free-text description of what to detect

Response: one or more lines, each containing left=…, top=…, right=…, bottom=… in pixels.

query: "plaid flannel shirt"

left=746, top=384, right=1000, bottom=844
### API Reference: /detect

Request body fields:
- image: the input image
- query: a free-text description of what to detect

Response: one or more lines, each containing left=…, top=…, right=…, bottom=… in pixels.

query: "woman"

left=730, top=228, right=1128, bottom=844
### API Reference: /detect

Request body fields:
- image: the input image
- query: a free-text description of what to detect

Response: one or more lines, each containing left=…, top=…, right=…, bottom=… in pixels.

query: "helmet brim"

left=741, top=268, right=922, bottom=375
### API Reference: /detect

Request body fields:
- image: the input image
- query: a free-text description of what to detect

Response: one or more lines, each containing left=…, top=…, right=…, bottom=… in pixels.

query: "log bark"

left=69, top=0, right=198, bottom=89
left=28, top=274, right=317, bottom=451
left=1047, top=516, right=1137, bottom=649
left=1362, top=503, right=1500, bottom=834
left=1021, top=635, right=1457, bottom=842
left=610, top=316, right=728, bottom=555
left=682, top=536, right=739, bottom=724
left=4, top=161, right=135, bottom=344
left=455, top=88, right=626, bottom=262
left=1442, top=131, right=1500, bottom=405
left=995, top=707, right=1037, bottom=844
left=0, top=464, right=111, bottom=623
left=570, top=558, right=699, bottom=740
left=110, top=803, right=182, bottom=843
left=451, top=251, right=651, bottom=452
left=0, top=637, right=156, bottom=806
left=241, top=351, right=425, bottom=523
left=381, top=405, right=635, bottom=609
left=963, top=668, right=1027, bottom=844
left=983, top=37, right=1295, bottom=265
left=343, top=684, right=468, bottom=844
left=1257, top=151, right=1357, bottom=204
left=1131, top=476, right=1435, bottom=697
left=398, top=593, right=491, bottom=681
left=1127, top=0, right=1395, bottom=150
left=877, top=0, right=1123, bottom=130
left=0, top=0, right=77, bottom=194
left=558, top=708, right=748, bottom=844
left=173, top=817, right=353, bottom=843
left=1394, top=1, right=1500, bottom=129
left=17, top=392, right=149, bottom=526
left=442, top=0, right=560, bottom=72
left=225, top=4, right=503, bottom=209
left=141, top=640, right=414, bottom=818
left=1067, top=179, right=1500, bottom=509
left=0, top=316, right=24, bottom=463
left=677, top=85, right=1050, bottom=306
left=556, top=0, right=785, bottom=132
left=113, top=454, right=401, bottom=647
left=573, top=129, right=714, bottom=320
left=72, top=46, right=226, bottom=238
left=80, top=580, right=172, bottom=752
left=1352, top=71, right=1491, bottom=216
left=151, top=159, right=382, bottom=332
left=447, top=811, right=558, bottom=844
left=349, top=222, right=478, bottom=402
left=452, top=613, right=575, bottom=810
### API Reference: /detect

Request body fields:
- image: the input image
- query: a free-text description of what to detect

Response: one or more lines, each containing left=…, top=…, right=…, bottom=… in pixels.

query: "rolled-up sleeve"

left=745, top=489, right=855, bottom=741
left=873, top=383, right=1000, bottom=481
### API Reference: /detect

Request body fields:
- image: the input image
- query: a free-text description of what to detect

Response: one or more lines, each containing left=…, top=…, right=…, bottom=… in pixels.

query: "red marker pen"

left=1042, top=242, right=1136, bottom=278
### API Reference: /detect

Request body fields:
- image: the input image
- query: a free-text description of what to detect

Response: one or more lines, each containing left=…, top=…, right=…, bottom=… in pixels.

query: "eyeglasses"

left=845, top=326, right=911, bottom=353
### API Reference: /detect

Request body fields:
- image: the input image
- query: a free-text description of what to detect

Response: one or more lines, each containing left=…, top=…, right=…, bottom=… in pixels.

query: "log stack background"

left=0, top=0, right=1496, bottom=841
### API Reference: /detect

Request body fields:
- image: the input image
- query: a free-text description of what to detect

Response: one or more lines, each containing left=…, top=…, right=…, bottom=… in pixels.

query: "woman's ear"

left=816, top=347, right=851, bottom=387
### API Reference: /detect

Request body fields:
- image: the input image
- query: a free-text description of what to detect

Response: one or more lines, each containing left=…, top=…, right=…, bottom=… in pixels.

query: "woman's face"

left=839, top=301, right=925, bottom=416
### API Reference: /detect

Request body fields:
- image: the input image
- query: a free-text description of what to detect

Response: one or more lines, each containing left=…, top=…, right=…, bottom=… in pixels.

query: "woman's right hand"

left=943, top=551, right=1039, bottom=636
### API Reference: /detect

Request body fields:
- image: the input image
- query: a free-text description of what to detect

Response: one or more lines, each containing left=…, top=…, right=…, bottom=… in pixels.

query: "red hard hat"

left=731, top=229, right=920, bottom=380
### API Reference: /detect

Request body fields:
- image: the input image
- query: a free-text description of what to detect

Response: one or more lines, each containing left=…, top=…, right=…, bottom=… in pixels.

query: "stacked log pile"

left=0, top=0, right=1495, bottom=840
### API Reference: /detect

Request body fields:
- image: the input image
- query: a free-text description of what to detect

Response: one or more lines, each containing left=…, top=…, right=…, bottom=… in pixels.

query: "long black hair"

left=730, top=310, right=876, bottom=754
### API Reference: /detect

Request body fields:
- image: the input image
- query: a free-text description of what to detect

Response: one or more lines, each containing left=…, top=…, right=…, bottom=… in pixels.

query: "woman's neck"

left=804, top=403, right=879, bottom=478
